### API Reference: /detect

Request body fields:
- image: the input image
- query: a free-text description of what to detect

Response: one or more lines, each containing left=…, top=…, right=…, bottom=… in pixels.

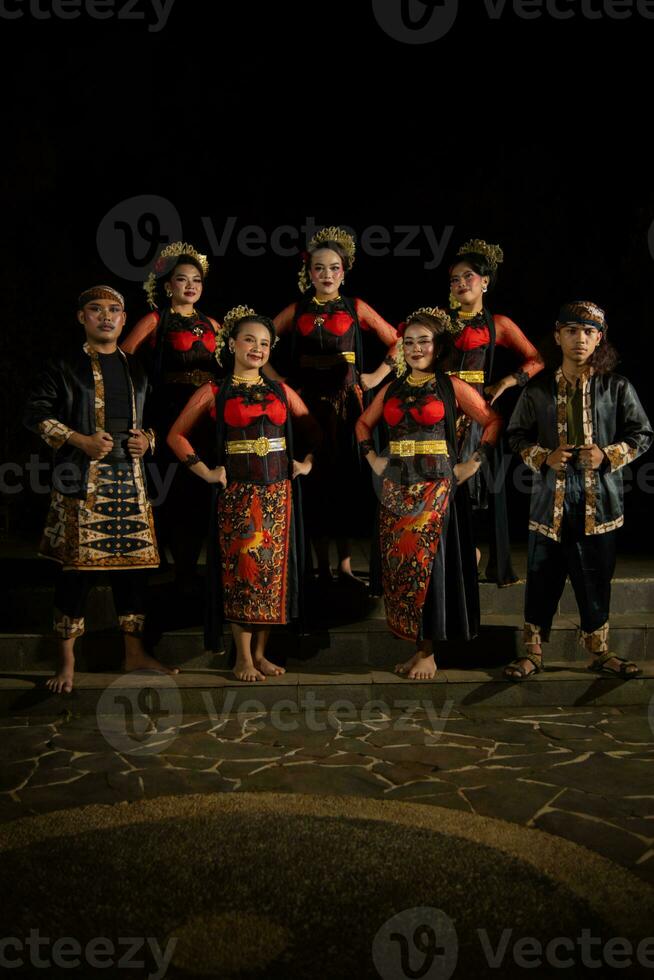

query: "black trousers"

left=524, top=472, right=616, bottom=650
left=53, top=569, right=148, bottom=639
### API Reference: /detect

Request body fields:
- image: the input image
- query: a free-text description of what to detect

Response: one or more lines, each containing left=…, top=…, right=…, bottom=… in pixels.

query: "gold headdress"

left=298, top=225, right=357, bottom=293
left=456, top=239, right=504, bottom=272
left=215, top=305, right=279, bottom=366
left=143, top=241, right=210, bottom=309
left=223, top=305, right=257, bottom=334
left=395, top=307, right=456, bottom=375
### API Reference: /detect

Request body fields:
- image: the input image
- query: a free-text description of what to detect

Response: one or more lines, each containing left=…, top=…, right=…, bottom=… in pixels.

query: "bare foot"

left=234, top=656, right=265, bottom=682
left=394, top=651, right=437, bottom=680
left=123, top=651, right=179, bottom=675
left=46, top=651, right=75, bottom=693
left=253, top=655, right=286, bottom=677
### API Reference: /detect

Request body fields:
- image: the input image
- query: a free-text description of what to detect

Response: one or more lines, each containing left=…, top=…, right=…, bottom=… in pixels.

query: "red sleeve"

left=282, top=384, right=321, bottom=452
left=120, top=312, right=159, bottom=354
left=355, top=383, right=391, bottom=443
left=166, top=383, right=216, bottom=462
left=494, top=314, right=544, bottom=379
left=208, top=317, right=222, bottom=332
left=355, top=298, right=399, bottom=358
left=451, top=376, right=502, bottom=446
left=273, top=303, right=297, bottom=336
left=282, top=384, right=310, bottom=418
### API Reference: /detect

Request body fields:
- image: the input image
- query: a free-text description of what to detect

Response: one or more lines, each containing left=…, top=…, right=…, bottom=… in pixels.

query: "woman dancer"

left=167, top=306, right=318, bottom=682
left=444, top=239, right=543, bottom=585
left=121, top=241, right=221, bottom=592
left=356, top=308, right=502, bottom=679
left=265, top=226, right=398, bottom=583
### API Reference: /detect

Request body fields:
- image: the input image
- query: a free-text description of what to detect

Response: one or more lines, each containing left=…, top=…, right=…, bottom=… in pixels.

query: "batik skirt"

left=217, top=479, right=292, bottom=624
left=374, top=472, right=481, bottom=645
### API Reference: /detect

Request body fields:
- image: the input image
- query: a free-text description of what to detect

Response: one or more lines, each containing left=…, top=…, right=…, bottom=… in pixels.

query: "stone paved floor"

left=1, top=703, right=653, bottom=885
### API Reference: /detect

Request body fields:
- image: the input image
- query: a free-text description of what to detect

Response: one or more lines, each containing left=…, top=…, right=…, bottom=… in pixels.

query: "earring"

left=165, top=285, right=172, bottom=298
left=482, top=286, right=488, bottom=293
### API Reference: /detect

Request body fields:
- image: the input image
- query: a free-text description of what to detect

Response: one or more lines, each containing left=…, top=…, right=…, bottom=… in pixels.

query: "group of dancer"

left=24, top=230, right=653, bottom=692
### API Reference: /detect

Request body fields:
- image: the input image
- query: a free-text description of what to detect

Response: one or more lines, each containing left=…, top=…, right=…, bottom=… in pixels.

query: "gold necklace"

left=457, top=309, right=480, bottom=320
left=312, top=293, right=340, bottom=306
left=407, top=372, right=435, bottom=386
left=232, top=373, right=263, bottom=385
left=171, top=306, right=197, bottom=318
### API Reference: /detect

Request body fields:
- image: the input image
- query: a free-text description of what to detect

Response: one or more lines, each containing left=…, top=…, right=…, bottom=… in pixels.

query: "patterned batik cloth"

left=218, top=479, right=291, bottom=624
left=379, top=478, right=450, bottom=641
left=40, top=460, right=159, bottom=570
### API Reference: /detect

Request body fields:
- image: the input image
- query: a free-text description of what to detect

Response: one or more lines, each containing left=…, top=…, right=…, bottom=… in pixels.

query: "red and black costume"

left=121, top=307, right=221, bottom=582
left=167, top=378, right=319, bottom=650
left=442, top=310, right=543, bottom=585
left=356, top=373, right=501, bottom=643
left=273, top=294, right=398, bottom=540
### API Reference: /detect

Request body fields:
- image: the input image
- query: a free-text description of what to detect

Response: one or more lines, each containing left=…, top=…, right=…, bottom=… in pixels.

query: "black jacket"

left=23, top=343, right=151, bottom=498
left=507, top=368, right=652, bottom=540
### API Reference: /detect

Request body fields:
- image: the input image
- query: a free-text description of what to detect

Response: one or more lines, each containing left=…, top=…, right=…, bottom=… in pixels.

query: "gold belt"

left=226, top=437, right=286, bottom=457
left=389, top=440, right=448, bottom=457
left=446, top=370, right=485, bottom=383
left=163, top=370, right=214, bottom=386
left=299, top=351, right=356, bottom=369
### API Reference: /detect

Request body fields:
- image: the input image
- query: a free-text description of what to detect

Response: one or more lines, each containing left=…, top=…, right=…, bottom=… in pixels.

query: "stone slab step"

left=1, top=612, right=652, bottom=672
left=1, top=662, right=653, bottom=715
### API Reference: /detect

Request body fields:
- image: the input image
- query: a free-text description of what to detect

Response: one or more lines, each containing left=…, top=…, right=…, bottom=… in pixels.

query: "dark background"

left=2, top=0, right=652, bottom=550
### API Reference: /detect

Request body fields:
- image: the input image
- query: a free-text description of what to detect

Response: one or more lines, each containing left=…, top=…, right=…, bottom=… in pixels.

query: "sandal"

left=588, top=651, right=642, bottom=679
left=503, top=652, right=543, bottom=682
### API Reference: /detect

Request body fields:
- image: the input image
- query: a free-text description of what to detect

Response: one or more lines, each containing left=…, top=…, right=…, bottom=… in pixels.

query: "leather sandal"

left=588, top=651, right=642, bottom=679
left=503, top=652, right=543, bottom=682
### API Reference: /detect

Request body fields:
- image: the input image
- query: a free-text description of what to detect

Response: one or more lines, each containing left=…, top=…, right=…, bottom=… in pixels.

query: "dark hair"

left=538, top=324, right=619, bottom=375
left=403, top=313, right=454, bottom=371
left=164, top=254, right=205, bottom=283
left=308, top=239, right=353, bottom=272
left=448, top=252, right=498, bottom=290
left=230, top=315, right=276, bottom=344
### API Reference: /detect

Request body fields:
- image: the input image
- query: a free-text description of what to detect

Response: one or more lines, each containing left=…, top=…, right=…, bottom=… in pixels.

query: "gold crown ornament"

left=456, top=239, right=504, bottom=273
left=298, top=225, right=357, bottom=293
left=143, top=241, right=210, bottom=309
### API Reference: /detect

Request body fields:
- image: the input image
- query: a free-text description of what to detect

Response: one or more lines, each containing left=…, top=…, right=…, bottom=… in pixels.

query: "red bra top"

left=207, top=387, right=287, bottom=427
left=383, top=396, right=445, bottom=428
left=166, top=330, right=216, bottom=354
left=297, top=311, right=353, bottom=337
left=454, top=324, right=490, bottom=351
